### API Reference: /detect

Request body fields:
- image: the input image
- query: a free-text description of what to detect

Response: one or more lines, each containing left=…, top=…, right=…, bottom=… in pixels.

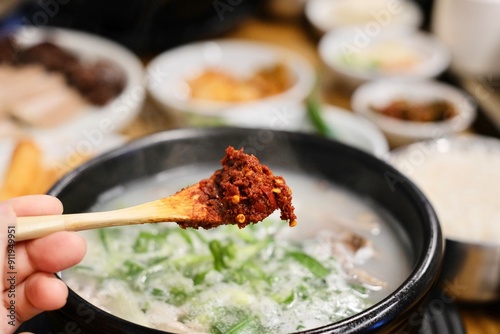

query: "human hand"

left=0, top=195, right=86, bottom=334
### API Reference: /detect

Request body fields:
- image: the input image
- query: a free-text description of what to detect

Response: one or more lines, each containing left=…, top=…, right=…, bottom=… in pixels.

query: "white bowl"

left=306, top=0, right=423, bottom=35
left=318, top=29, right=450, bottom=88
left=13, top=26, right=146, bottom=141
left=222, top=103, right=389, bottom=157
left=387, top=135, right=500, bottom=301
left=217, top=101, right=306, bottom=131
left=351, top=80, right=476, bottom=147
left=145, top=39, right=315, bottom=126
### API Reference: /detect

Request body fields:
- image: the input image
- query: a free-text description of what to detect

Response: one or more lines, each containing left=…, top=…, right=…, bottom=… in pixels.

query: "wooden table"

left=124, top=16, right=500, bottom=334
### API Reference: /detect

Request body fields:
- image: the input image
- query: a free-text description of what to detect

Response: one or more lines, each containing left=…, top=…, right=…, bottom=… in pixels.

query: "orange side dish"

left=187, top=63, right=292, bottom=102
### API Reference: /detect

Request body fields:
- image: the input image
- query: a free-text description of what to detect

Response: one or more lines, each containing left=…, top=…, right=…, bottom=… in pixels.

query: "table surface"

left=4, top=14, right=500, bottom=334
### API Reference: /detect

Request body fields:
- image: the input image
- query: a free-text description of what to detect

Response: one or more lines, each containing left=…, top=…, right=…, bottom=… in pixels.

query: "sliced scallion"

left=287, top=251, right=330, bottom=278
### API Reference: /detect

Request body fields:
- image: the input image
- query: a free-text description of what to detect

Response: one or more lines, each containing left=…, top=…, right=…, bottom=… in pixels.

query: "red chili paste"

left=178, top=146, right=297, bottom=229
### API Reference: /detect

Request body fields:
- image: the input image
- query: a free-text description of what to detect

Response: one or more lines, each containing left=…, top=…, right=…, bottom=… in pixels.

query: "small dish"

left=306, top=0, right=423, bottom=35
left=351, top=80, right=476, bottom=147
left=6, top=26, right=145, bottom=141
left=145, top=39, right=315, bottom=126
left=0, top=134, right=127, bottom=200
left=388, top=135, right=500, bottom=302
left=318, top=29, right=450, bottom=88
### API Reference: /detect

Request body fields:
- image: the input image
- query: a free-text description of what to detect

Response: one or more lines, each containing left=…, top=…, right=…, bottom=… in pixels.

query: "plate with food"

left=318, top=29, right=450, bottom=87
left=351, top=80, right=476, bottom=147
left=145, top=39, right=315, bottom=126
left=0, top=26, right=145, bottom=140
left=0, top=134, right=127, bottom=201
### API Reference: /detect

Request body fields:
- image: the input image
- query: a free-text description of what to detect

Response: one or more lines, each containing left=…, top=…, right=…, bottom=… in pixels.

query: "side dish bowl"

left=12, top=26, right=145, bottom=141
left=43, top=128, right=443, bottom=333
left=351, top=80, right=476, bottom=147
left=318, top=29, right=450, bottom=88
left=145, top=39, right=315, bottom=127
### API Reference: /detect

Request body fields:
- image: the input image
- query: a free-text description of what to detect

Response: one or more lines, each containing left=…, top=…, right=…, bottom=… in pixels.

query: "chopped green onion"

left=212, top=315, right=263, bottom=334
left=151, top=288, right=165, bottom=297
left=147, top=256, right=169, bottom=266
left=282, top=290, right=295, bottom=305
left=296, top=285, right=309, bottom=300
left=273, top=289, right=295, bottom=305
left=224, top=316, right=254, bottom=334
left=193, top=271, right=208, bottom=285
left=98, top=229, right=109, bottom=253
left=287, top=251, right=330, bottom=278
left=167, top=286, right=190, bottom=306
left=209, top=240, right=228, bottom=272
left=296, top=324, right=306, bottom=331
left=306, top=97, right=335, bottom=138
left=121, top=260, right=145, bottom=279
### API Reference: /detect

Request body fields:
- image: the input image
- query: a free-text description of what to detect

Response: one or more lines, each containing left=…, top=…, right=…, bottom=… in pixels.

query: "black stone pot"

left=43, top=127, right=443, bottom=333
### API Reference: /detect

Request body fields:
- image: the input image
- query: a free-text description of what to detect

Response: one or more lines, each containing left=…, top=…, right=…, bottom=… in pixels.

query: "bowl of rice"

left=388, top=134, right=500, bottom=302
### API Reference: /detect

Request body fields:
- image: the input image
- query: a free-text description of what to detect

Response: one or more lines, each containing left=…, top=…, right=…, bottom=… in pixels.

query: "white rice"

left=396, top=144, right=500, bottom=244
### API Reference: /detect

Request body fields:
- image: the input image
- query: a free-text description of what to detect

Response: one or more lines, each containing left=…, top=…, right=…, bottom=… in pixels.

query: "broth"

left=63, top=166, right=411, bottom=333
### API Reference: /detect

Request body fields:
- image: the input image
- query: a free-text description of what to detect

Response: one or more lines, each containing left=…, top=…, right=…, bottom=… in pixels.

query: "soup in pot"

left=63, top=166, right=411, bottom=333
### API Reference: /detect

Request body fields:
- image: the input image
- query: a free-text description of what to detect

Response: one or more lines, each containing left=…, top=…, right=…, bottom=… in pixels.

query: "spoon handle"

left=15, top=214, right=67, bottom=241
left=14, top=204, right=168, bottom=242
left=14, top=184, right=216, bottom=242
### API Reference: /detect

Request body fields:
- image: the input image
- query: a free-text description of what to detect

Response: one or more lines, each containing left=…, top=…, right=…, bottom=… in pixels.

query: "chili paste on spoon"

left=178, top=146, right=297, bottom=229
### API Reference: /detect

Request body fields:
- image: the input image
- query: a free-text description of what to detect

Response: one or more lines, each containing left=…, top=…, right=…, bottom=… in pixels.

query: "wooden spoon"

left=15, top=146, right=297, bottom=242
left=15, top=184, right=223, bottom=242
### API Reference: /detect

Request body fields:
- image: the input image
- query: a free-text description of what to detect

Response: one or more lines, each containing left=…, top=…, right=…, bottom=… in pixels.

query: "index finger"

left=4, top=195, right=63, bottom=217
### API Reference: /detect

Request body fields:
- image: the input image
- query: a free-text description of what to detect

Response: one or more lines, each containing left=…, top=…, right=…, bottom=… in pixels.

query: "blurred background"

left=1, top=0, right=265, bottom=53
left=2, top=0, right=439, bottom=52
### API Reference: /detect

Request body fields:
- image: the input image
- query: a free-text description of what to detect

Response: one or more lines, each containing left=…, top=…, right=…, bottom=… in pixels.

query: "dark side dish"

left=371, top=99, right=457, bottom=122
